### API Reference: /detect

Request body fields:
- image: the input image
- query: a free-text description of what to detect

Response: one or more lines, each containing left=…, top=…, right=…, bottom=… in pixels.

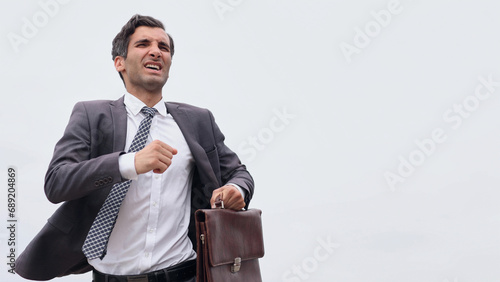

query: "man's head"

left=112, top=15, right=174, bottom=94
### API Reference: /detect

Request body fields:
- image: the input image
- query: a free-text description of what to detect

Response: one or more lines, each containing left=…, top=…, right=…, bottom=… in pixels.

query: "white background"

left=1, top=0, right=500, bottom=281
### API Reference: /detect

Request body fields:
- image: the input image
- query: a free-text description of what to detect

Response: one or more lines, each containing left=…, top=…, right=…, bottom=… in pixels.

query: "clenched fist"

left=210, top=185, right=245, bottom=211
left=134, top=140, right=177, bottom=174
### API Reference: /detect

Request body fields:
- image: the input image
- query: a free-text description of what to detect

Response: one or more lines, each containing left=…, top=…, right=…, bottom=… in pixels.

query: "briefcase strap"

left=197, top=223, right=208, bottom=282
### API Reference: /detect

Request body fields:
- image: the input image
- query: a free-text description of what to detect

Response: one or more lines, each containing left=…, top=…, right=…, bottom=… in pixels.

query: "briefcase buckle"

left=231, top=257, right=241, bottom=273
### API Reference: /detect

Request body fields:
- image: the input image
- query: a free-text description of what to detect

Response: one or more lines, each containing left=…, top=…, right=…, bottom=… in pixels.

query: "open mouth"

left=145, top=63, right=162, bottom=71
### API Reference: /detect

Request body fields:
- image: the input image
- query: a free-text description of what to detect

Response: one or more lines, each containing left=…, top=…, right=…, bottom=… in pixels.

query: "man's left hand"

left=210, top=185, right=245, bottom=211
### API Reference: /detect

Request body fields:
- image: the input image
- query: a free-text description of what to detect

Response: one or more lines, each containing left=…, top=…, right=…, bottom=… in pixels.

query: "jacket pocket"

left=205, top=146, right=221, bottom=183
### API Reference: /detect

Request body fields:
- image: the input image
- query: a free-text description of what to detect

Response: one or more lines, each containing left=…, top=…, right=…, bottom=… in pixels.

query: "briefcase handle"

left=214, top=195, right=224, bottom=209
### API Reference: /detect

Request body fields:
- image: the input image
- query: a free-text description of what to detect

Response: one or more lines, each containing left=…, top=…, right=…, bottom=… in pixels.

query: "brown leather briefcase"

left=195, top=202, right=264, bottom=282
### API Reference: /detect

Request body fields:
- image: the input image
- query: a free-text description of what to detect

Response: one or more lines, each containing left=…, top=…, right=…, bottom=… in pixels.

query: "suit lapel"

left=110, top=96, right=127, bottom=152
left=166, top=102, right=219, bottom=186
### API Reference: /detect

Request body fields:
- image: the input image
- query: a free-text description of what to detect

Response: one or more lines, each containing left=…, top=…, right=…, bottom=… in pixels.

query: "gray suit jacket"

left=15, top=96, right=254, bottom=280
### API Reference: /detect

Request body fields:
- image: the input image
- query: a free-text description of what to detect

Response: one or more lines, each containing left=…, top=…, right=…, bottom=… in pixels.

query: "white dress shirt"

left=89, top=93, right=197, bottom=275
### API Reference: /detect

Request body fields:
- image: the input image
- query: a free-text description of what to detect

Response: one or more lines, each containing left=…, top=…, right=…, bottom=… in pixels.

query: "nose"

left=149, top=45, right=161, bottom=58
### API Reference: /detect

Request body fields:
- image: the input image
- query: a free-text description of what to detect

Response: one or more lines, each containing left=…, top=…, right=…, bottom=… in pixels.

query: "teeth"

left=146, top=64, right=160, bottom=70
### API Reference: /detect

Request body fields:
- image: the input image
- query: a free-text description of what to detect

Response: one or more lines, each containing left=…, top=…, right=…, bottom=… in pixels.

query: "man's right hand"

left=134, top=140, right=177, bottom=174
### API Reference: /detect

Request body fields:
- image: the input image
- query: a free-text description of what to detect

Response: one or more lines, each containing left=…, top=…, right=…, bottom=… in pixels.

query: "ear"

left=114, top=56, right=125, bottom=72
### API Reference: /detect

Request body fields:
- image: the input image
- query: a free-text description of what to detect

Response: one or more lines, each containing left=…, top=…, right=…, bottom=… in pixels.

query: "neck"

left=127, top=89, right=163, bottom=107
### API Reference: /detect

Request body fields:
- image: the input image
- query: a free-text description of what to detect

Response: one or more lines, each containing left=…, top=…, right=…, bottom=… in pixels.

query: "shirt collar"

left=124, top=92, right=168, bottom=117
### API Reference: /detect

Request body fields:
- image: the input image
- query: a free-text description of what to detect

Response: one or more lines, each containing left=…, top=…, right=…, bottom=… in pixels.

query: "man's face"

left=115, top=26, right=172, bottom=94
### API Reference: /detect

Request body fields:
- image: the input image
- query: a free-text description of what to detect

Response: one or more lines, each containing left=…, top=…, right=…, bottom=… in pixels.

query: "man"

left=16, top=14, right=254, bottom=282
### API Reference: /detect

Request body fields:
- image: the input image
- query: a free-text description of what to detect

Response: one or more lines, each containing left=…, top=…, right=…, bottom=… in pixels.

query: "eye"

left=135, top=41, right=151, bottom=47
left=159, top=45, right=169, bottom=51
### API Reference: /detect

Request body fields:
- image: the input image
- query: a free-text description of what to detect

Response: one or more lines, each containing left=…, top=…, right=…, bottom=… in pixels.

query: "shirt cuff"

left=118, top=152, right=138, bottom=180
left=226, top=183, right=246, bottom=200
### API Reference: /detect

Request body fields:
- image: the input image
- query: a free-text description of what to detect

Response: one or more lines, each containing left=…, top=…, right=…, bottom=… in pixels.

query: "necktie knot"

left=141, top=107, right=157, bottom=118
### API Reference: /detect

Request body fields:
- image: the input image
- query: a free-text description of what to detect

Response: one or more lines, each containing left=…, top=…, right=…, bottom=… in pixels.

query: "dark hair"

left=112, top=15, right=175, bottom=81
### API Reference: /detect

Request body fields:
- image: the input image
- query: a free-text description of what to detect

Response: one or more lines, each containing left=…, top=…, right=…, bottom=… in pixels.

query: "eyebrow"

left=134, top=38, right=170, bottom=49
left=158, top=41, right=170, bottom=50
left=134, top=39, right=151, bottom=45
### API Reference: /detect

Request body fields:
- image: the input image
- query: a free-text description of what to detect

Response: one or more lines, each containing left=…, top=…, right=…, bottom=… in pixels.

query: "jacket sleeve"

left=208, top=110, right=255, bottom=208
left=44, top=102, right=124, bottom=203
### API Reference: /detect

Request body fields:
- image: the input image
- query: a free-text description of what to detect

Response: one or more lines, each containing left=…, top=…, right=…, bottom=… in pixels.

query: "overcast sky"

left=1, top=1, right=500, bottom=281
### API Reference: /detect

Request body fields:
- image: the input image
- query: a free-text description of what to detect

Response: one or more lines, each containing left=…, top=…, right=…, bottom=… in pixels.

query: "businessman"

left=16, top=14, right=254, bottom=282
